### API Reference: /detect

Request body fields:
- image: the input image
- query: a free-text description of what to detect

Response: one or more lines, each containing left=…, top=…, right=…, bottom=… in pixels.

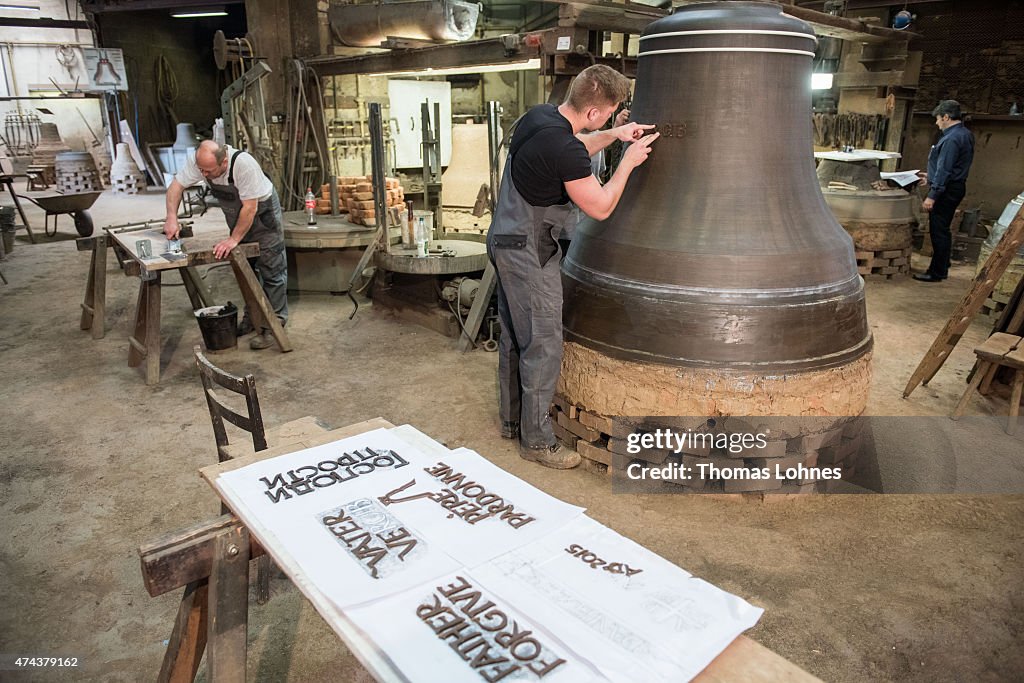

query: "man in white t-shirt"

left=163, top=140, right=288, bottom=350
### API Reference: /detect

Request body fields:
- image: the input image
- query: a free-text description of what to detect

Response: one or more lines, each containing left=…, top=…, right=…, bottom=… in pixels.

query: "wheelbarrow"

left=18, top=190, right=102, bottom=237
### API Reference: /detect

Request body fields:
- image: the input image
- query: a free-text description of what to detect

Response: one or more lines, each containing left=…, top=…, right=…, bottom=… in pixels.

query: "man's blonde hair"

left=565, top=64, right=631, bottom=112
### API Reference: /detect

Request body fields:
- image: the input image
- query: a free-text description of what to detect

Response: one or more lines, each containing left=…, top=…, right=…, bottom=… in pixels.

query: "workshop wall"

left=912, top=0, right=1024, bottom=116
left=901, top=0, right=1024, bottom=219
left=94, top=7, right=246, bottom=146
left=0, top=0, right=106, bottom=156
left=903, top=113, right=1024, bottom=222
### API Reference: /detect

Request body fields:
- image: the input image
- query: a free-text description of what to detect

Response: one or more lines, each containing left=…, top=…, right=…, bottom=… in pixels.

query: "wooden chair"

left=194, top=346, right=271, bottom=604
left=951, top=332, right=1024, bottom=435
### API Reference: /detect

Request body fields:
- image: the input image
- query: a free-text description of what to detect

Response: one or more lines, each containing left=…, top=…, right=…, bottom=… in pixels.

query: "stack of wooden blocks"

left=324, top=175, right=405, bottom=226
left=57, top=167, right=102, bottom=194
left=549, top=394, right=864, bottom=494
left=855, top=247, right=912, bottom=279
left=111, top=174, right=143, bottom=195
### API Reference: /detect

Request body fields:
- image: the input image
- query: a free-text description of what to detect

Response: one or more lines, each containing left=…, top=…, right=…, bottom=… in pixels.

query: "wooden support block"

left=576, top=439, right=613, bottom=467
left=577, top=409, right=614, bottom=435
left=552, top=419, right=578, bottom=448
left=557, top=412, right=601, bottom=442
left=551, top=394, right=577, bottom=420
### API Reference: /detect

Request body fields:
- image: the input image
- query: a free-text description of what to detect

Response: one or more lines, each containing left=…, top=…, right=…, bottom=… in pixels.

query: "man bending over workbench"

left=163, top=140, right=288, bottom=350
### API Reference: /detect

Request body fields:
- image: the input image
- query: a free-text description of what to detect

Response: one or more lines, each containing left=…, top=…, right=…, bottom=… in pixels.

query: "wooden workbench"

left=78, top=226, right=292, bottom=385
left=140, top=418, right=819, bottom=683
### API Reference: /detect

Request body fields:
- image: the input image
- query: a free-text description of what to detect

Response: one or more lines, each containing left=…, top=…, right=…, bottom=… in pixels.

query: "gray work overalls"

left=486, top=125, right=579, bottom=450
left=208, top=150, right=288, bottom=327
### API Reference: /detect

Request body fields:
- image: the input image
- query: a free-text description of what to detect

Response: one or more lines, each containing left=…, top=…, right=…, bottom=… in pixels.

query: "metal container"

left=562, top=1, right=871, bottom=371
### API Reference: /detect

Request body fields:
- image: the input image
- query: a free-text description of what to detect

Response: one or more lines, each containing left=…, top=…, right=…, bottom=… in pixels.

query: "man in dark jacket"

left=914, top=100, right=974, bottom=282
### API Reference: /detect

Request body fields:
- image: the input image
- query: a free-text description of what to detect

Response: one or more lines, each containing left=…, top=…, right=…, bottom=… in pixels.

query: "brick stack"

left=334, top=175, right=405, bottom=226
left=550, top=394, right=864, bottom=493
left=55, top=152, right=103, bottom=193
left=856, top=247, right=912, bottom=279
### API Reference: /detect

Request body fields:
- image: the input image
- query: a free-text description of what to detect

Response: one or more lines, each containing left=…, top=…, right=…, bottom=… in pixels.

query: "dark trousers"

left=927, top=180, right=966, bottom=279
left=491, top=226, right=563, bottom=449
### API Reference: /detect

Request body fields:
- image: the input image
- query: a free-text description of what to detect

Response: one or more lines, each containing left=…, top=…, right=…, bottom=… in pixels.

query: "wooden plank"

left=111, top=227, right=257, bottom=273
left=207, top=526, right=249, bottom=683
left=228, top=249, right=293, bottom=353
left=140, top=515, right=264, bottom=598
left=310, top=32, right=550, bottom=77
left=157, top=580, right=209, bottom=683
left=904, top=210, right=1024, bottom=397
left=694, top=634, right=821, bottom=683
left=558, top=1, right=665, bottom=34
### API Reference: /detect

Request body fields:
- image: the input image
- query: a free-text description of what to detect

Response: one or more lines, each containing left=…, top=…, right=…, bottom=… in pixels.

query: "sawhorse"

left=78, top=226, right=293, bottom=385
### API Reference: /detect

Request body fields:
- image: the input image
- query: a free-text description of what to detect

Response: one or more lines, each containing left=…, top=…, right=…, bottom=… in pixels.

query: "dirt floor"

left=1, top=190, right=1022, bottom=682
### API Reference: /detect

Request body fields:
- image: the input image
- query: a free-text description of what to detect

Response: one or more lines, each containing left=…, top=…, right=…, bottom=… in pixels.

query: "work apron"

left=208, top=151, right=289, bottom=326
left=486, top=148, right=578, bottom=449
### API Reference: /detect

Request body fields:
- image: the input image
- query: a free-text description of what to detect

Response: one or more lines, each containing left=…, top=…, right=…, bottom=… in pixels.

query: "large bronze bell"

left=562, top=1, right=872, bottom=372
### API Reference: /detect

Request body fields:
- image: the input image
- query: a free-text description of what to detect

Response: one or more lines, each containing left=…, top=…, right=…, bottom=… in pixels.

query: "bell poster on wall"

left=80, top=48, right=128, bottom=92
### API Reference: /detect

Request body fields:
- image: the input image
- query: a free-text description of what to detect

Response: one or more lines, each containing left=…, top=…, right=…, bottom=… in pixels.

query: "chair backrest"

left=194, top=345, right=268, bottom=461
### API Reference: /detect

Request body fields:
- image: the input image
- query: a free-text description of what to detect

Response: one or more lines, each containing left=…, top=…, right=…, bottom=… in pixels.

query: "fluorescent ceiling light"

left=172, top=10, right=228, bottom=18
left=382, top=58, right=541, bottom=78
left=811, top=72, right=834, bottom=90
left=0, top=4, right=41, bottom=10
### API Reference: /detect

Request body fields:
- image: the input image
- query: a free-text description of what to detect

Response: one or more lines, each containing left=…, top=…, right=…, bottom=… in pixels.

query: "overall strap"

left=227, top=150, right=244, bottom=185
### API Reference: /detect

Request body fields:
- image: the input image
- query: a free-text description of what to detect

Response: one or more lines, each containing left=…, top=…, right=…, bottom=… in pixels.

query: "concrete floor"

left=1, top=190, right=1022, bottom=682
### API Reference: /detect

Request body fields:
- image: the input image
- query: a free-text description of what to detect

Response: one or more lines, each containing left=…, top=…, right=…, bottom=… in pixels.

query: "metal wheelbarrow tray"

left=19, top=190, right=102, bottom=237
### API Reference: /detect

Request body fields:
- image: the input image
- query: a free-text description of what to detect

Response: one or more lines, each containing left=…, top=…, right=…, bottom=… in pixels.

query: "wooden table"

left=140, top=418, right=819, bottom=683
left=78, top=226, right=292, bottom=385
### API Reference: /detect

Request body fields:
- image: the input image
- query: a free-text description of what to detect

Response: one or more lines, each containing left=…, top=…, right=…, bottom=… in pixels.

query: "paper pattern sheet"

left=214, top=428, right=585, bottom=607
left=346, top=571, right=612, bottom=683
left=471, top=516, right=764, bottom=682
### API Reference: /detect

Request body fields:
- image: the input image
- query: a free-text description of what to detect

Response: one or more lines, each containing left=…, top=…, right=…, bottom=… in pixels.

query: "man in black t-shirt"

left=487, top=64, right=659, bottom=469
